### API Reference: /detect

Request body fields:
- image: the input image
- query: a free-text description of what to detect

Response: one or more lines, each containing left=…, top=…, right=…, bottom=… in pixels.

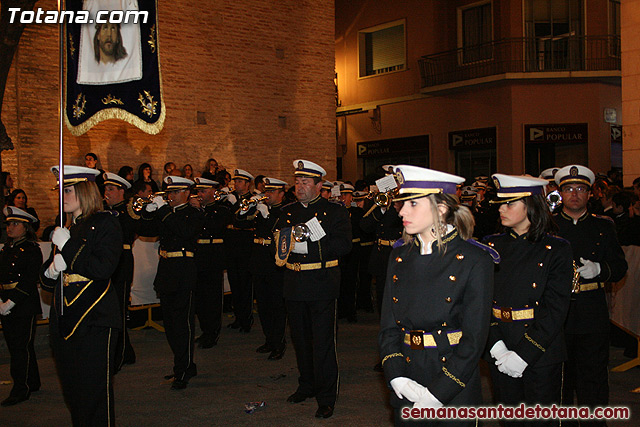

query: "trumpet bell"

left=293, top=223, right=310, bottom=243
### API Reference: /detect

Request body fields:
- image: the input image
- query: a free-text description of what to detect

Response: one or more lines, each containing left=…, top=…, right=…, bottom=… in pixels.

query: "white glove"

left=412, top=387, right=443, bottom=409
left=389, top=377, right=426, bottom=403
left=52, top=227, right=71, bottom=250
left=225, top=193, right=238, bottom=205
left=152, top=195, right=167, bottom=209
left=577, top=257, right=601, bottom=280
left=145, top=201, right=158, bottom=212
left=291, top=240, right=308, bottom=254
left=45, top=253, right=67, bottom=280
left=0, top=299, right=15, bottom=316
left=489, top=340, right=510, bottom=360
left=495, top=351, right=528, bottom=378
left=256, top=203, right=269, bottom=219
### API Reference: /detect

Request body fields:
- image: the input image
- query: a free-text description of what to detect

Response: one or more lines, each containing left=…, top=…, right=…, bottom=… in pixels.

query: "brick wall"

left=1, top=0, right=336, bottom=226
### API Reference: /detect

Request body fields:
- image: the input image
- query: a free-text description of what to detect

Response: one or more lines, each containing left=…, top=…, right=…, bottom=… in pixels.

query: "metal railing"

left=418, top=35, right=621, bottom=88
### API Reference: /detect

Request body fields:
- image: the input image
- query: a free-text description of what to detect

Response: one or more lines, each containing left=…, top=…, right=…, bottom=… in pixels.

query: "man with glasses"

left=553, top=165, right=627, bottom=424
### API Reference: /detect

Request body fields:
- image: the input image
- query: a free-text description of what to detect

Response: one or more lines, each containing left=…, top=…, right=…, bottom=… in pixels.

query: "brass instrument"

left=132, top=192, right=168, bottom=212
left=240, top=195, right=268, bottom=212
left=293, top=223, right=311, bottom=242
left=571, top=260, right=581, bottom=294
left=374, top=188, right=399, bottom=208
left=212, top=190, right=228, bottom=202
left=546, top=190, right=562, bottom=212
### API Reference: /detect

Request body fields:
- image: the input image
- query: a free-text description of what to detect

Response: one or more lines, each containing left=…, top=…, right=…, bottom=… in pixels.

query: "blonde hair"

left=72, top=180, right=103, bottom=218
left=403, top=193, right=475, bottom=253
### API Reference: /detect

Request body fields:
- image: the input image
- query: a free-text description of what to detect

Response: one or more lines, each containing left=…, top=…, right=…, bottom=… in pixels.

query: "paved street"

left=1, top=311, right=638, bottom=426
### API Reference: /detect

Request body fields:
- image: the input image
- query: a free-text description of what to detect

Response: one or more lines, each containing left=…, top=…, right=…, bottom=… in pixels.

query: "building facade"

left=336, top=0, right=622, bottom=184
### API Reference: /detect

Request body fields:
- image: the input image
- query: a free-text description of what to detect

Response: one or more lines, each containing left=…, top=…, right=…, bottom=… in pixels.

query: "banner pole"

left=58, top=0, right=65, bottom=315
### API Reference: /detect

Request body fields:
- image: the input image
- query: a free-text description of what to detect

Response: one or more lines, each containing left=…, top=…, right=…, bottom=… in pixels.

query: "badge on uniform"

left=410, top=330, right=424, bottom=350
left=275, top=227, right=294, bottom=267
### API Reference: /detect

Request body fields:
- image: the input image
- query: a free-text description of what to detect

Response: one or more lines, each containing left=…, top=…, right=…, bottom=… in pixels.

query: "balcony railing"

left=418, top=35, right=621, bottom=88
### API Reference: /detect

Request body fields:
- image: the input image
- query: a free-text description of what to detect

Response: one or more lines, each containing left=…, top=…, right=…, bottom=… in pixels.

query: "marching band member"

left=338, top=183, right=363, bottom=323
left=225, top=169, right=256, bottom=333
left=553, top=165, right=627, bottom=423
left=379, top=165, right=495, bottom=426
left=139, top=175, right=204, bottom=390
left=0, top=207, right=42, bottom=407
left=191, top=177, right=232, bottom=349
left=103, top=172, right=137, bottom=370
left=243, top=177, right=288, bottom=360
left=40, top=165, right=123, bottom=426
left=275, top=160, right=352, bottom=419
left=353, top=190, right=375, bottom=313
left=484, top=174, right=573, bottom=427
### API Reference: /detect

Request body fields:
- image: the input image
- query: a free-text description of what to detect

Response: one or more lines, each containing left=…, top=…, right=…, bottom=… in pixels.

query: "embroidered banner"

left=64, top=0, right=165, bottom=135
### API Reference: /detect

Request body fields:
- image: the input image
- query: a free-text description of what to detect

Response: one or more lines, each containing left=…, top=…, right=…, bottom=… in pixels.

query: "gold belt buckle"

left=293, top=263, right=301, bottom=272
left=410, top=330, right=424, bottom=350
left=500, top=307, right=513, bottom=322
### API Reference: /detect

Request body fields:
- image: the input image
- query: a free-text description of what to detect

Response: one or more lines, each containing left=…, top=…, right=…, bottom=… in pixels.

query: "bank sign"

left=524, top=123, right=588, bottom=144
left=449, top=127, right=496, bottom=150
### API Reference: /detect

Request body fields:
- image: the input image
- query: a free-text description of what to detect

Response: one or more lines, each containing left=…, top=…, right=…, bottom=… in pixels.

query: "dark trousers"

left=1, top=315, right=40, bottom=398
left=159, top=290, right=197, bottom=381
left=286, top=299, right=338, bottom=407
left=254, top=271, right=286, bottom=349
left=338, top=250, right=359, bottom=318
left=490, top=362, right=562, bottom=427
left=50, top=324, right=117, bottom=427
left=562, top=332, right=609, bottom=427
left=112, top=250, right=135, bottom=371
left=195, top=266, right=224, bottom=338
left=226, top=254, right=254, bottom=328
left=356, top=244, right=373, bottom=311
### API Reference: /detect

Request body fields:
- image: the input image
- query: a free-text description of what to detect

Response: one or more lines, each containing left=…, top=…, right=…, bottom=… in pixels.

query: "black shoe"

left=373, top=362, right=383, bottom=372
left=256, top=344, right=273, bottom=353
left=164, top=374, right=175, bottom=380
left=268, top=346, right=286, bottom=360
left=286, top=391, right=312, bottom=404
left=171, top=379, right=188, bottom=390
left=315, top=405, right=334, bottom=418
left=198, top=335, right=219, bottom=349
left=1, top=393, right=30, bottom=407
left=122, top=355, right=136, bottom=365
left=227, top=320, right=240, bottom=329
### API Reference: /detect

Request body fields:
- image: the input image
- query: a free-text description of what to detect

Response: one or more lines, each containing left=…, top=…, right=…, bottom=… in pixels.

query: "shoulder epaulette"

left=481, top=233, right=505, bottom=243
left=392, top=238, right=405, bottom=249
left=545, top=233, right=571, bottom=245
left=466, top=239, right=501, bottom=264
left=591, top=213, right=614, bottom=223
left=99, top=210, right=119, bottom=217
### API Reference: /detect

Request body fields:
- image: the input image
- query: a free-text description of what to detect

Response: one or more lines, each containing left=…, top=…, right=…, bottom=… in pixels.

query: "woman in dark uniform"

left=379, top=165, right=495, bottom=426
left=40, top=165, right=122, bottom=426
left=0, top=207, right=42, bottom=406
left=484, top=174, right=573, bottom=427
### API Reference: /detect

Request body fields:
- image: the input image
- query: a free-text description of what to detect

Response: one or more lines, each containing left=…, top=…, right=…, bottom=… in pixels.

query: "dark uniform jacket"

left=553, top=210, right=628, bottom=334
left=196, top=200, right=232, bottom=271
left=379, top=230, right=494, bottom=406
left=40, top=212, right=123, bottom=339
left=360, top=205, right=403, bottom=277
left=246, top=201, right=284, bottom=274
left=109, top=200, right=139, bottom=247
left=138, top=203, right=204, bottom=295
left=226, top=191, right=254, bottom=258
left=484, top=231, right=573, bottom=367
left=275, top=195, right=352, bottom=301
left=0, top=238, right=43, bottom=317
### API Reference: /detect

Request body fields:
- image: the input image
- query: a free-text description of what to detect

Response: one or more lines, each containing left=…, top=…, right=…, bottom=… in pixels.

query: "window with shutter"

left=358, top=20, right=406, bottom=78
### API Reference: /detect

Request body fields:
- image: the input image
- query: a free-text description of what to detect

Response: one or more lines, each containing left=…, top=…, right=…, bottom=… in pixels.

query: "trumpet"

left=374, top=188, right=399, bottom=208
left=571, top=260, right=582, bottom=294
left=212, top=190, right=228, bottom=202
left=132, top=192, right=168, bottom=212
left=546, top=190, right=562, bottom=212
left=293, top=223, right=310, bottom=242
left=240, top=195, right=268, bottom=212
